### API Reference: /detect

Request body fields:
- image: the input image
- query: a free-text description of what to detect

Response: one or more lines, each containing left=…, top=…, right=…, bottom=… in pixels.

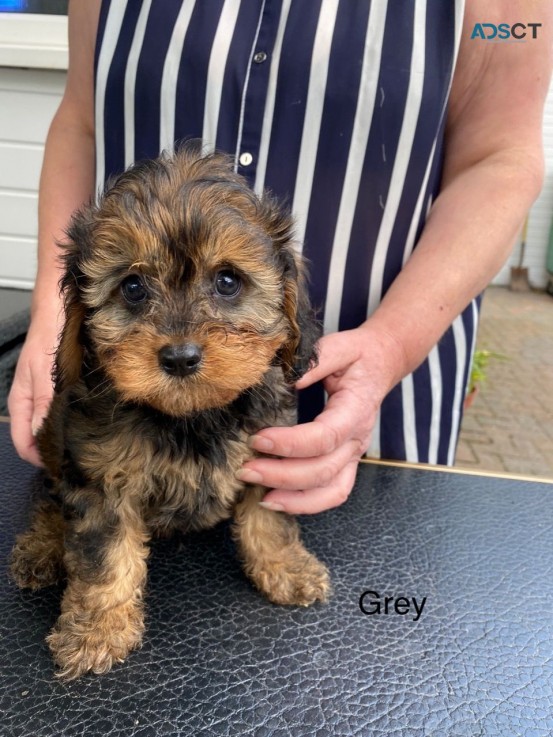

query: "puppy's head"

left=56, top=142, right=319, bottom=416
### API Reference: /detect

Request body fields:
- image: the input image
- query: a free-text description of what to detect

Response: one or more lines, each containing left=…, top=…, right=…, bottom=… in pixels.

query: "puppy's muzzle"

left=158, top=343, right=203, bottom=377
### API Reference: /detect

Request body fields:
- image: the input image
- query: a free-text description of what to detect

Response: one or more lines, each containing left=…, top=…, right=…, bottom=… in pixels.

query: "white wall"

left=0, top=12, right=67, bottom=290
left=0, top=67, right=65, bottom=289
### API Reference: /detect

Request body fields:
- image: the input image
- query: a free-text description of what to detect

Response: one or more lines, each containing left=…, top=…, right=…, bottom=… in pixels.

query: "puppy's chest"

left=141, top=433, right=251, bottom=534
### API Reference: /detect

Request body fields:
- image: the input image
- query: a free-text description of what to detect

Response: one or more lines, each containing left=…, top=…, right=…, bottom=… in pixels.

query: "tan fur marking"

left=232, top=486, right=331, bottom=607
left=10, top=501, right=65, bottom=590
left=95, top=324, right=288, bottom=415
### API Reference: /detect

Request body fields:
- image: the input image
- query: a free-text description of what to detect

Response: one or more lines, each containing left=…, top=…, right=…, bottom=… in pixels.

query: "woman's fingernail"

left=248, top=435, right=274, bottom=452
left=236, top=468, right=264, bottom=484
left=259, top=501, right=285, bottom=512
left=31, top=418, right=44, bottom=437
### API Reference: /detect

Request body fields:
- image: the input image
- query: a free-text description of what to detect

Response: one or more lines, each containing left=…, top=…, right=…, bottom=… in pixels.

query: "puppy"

left=10, top=143, right=330, bottom=680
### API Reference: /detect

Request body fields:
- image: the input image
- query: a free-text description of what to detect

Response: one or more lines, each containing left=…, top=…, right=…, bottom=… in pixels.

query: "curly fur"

left=10, top=142, right=330, bottom=680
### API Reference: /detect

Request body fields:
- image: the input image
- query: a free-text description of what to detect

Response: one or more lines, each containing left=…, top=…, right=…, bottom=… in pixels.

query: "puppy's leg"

left=10, top=498, right=65, bottom=590
left=232, top=486, right=330, bottom=606
left=47, top=487, right=149, bottom=679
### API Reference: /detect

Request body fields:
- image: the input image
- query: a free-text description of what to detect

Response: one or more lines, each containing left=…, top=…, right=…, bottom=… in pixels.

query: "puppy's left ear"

left=55, top=278, right=86, bottom=392
left=260, top=196, right=321, bottom=383
left=54, top=207, right=93, bottom=392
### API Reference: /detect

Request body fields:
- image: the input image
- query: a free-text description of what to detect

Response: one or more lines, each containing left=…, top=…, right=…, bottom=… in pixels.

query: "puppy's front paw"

left=10, top=531, right=64, bottom=590
left=252, top=545, right=331, bottom=607
left=47, top=602, right=145, bottom=680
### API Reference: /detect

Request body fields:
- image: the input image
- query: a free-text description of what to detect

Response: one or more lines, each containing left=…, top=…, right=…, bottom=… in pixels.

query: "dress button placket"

left=236, top=5, right=279, bottom=182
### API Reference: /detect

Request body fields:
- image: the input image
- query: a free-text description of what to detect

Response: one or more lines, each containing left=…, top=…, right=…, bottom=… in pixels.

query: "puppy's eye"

left=215, top=270, right=241, bottom=298
left=121, top=275, right=148, bottom=304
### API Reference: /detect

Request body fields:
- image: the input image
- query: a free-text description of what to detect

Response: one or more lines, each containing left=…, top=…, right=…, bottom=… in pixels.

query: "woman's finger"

left=258, top=461, right=359, bottom=515
left=238, top=439, right=361, bottom=491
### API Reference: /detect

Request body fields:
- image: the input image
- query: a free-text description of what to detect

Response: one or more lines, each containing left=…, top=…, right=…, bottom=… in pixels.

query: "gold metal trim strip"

left=361, top=457, right=553, bottom=485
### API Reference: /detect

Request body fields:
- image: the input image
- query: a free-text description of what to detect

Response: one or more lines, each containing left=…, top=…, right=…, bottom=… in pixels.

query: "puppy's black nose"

left=158, top=343, right=203, bottom=377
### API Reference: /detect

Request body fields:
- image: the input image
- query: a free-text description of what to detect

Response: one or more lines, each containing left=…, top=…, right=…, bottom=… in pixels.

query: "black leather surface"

left=0, top=308, right=29, bottom=415
left=1, top=420, right=553, bottom=736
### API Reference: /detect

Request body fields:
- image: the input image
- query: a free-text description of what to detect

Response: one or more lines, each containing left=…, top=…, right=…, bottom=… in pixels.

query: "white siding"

left=0, top=13, right=68, bottom=70
left=0, top=68, right=65, bottom=289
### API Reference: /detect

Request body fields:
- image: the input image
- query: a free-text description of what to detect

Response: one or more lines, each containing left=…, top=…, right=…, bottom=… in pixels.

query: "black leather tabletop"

left=1, top=420, right=553, bottom=737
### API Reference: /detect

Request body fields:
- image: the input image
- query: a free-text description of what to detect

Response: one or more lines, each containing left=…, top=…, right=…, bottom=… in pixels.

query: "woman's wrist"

left=28, top=294, right=63, bottom=344
left=355, top=318, right=410, bottom=399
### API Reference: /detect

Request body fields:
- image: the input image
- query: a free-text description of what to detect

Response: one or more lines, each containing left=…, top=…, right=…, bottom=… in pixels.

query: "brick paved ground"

left=456, top=285, right=553, bottom=479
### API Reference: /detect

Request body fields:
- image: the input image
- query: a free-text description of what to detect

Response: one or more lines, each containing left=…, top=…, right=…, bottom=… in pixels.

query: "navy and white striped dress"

left=94, top=0, right=478, bottom=465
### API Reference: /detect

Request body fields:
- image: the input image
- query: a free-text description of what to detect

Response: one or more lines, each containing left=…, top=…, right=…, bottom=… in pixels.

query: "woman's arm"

left=240, top=0, right=553, bottom=514
left=9, top=0, right=101, bottom=464
left=369, top=0, right=551, bottom=373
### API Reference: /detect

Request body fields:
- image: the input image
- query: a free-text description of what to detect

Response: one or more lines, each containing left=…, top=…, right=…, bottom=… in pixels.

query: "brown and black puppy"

left=10, top=142, right=330, bottom=680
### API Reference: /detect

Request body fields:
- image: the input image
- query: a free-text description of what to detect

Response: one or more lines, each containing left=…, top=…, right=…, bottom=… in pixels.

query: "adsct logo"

left=471, top=23, right=542, bottom=41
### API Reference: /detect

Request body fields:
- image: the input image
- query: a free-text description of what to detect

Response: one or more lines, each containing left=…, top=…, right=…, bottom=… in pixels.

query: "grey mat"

left=0, top=308, right=30, bottom=414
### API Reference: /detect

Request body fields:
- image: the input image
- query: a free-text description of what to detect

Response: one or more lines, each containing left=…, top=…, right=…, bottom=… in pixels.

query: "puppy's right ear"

left=54, top=208, right=93, bottom=392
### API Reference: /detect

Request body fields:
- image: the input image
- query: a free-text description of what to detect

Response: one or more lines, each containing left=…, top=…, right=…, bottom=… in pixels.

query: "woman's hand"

left=8, top=321, right=59, bottom=467
left=237, top=323, right=406, bottom=515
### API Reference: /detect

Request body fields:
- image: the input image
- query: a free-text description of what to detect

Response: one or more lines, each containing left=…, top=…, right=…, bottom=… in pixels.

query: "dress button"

left=253, top=51, right=267, bottom=64
left=239, top=152, right=253, bottom=166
